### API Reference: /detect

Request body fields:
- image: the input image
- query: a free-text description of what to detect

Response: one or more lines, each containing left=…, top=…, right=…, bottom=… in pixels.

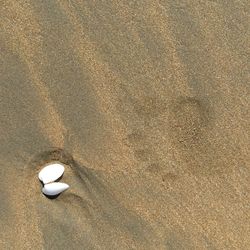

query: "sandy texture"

left=0, top=0, right=249, bottom=249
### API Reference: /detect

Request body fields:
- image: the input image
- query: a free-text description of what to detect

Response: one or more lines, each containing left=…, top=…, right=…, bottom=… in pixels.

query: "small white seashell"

left=38, top=162, right=65, bottom=184
left=42, top=182, right=69, bottom=196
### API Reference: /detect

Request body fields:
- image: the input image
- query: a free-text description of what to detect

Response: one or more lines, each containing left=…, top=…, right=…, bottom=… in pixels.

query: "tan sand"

left=0, top=0, right=249, bottom=249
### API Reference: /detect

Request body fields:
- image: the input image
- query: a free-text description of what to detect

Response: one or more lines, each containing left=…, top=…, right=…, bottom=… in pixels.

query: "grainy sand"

left=0, top=1, right=249, bottom=249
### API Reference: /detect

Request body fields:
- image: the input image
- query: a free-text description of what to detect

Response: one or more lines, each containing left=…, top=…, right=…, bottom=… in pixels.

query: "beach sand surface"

left=0, top=1, right=249, bottom=249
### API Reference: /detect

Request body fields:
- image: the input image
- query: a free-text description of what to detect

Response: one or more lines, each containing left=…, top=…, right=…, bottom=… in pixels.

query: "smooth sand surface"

left=1, top=1, right=249, bottom=249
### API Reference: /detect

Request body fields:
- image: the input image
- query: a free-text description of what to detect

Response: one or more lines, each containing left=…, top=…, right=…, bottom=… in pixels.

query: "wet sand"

left=0, top=0, right=249, bottom=249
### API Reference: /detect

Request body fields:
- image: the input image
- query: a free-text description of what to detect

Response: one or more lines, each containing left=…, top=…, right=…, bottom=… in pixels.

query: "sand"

left=0, top=0, right=249, bottom=249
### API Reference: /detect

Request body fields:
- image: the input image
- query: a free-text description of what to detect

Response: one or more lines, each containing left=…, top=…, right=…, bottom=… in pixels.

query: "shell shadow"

left=43, top=193, right=61, bottom=199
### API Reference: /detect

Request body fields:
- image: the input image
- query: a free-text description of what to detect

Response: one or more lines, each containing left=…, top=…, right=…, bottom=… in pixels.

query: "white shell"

left=38, top=163, right=65, bottom=184
left=42, top=182, right=69, bottom=196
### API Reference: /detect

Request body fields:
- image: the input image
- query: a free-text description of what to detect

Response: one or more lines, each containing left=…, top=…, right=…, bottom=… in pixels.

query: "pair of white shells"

left=38, top=162, right=69, bottom=196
